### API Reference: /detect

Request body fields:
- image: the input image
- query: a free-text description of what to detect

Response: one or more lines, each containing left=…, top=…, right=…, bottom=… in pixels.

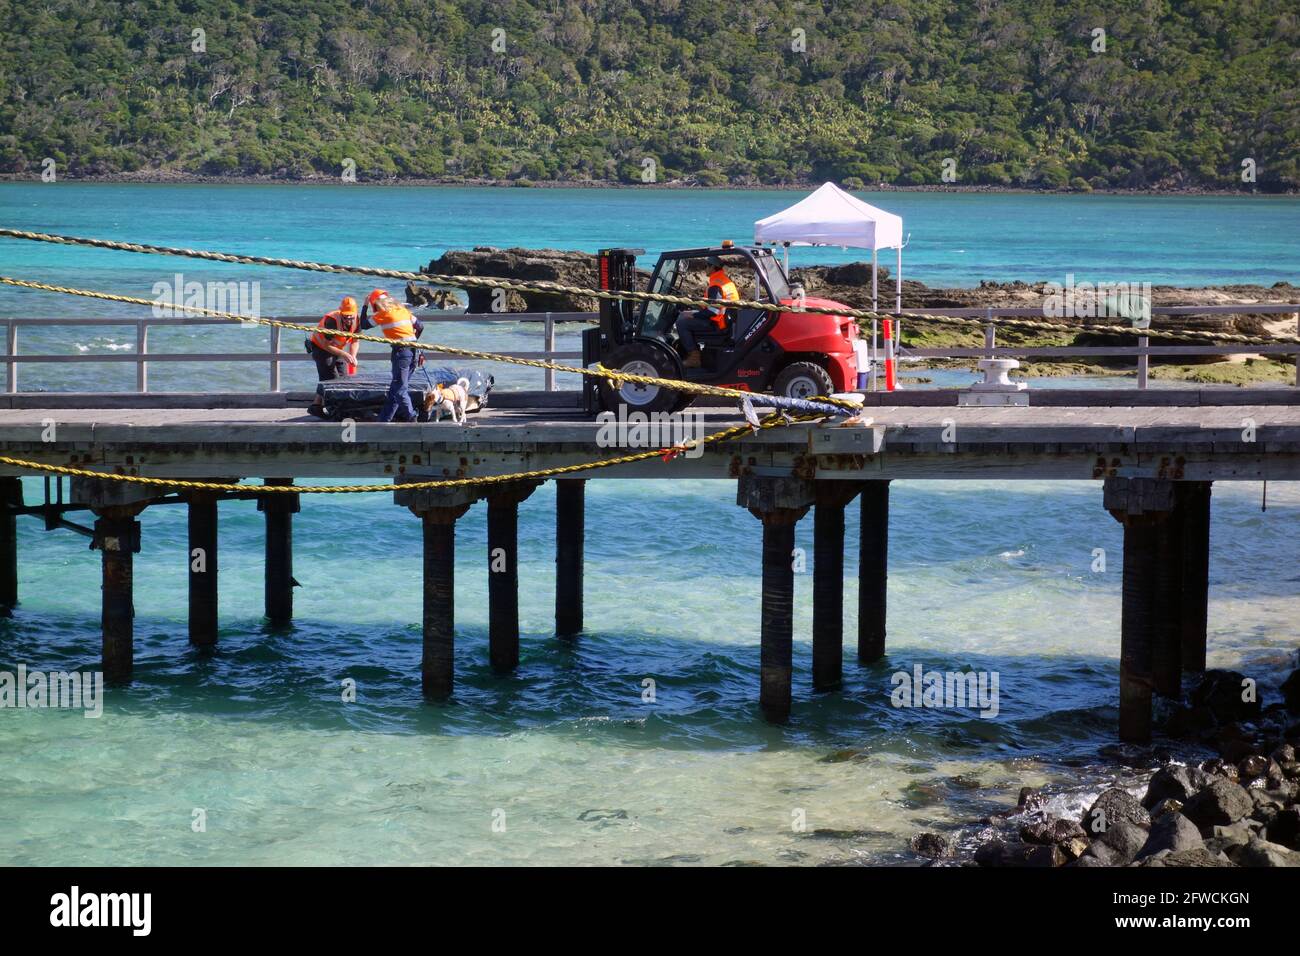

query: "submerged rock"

left=974, top=839, right=1064, bottom=867
left=1191, top=671, right=1261, bottom=724
left=1019, top=818, right=1086, bottom=845
left=909, top=832, right=951, bottom=858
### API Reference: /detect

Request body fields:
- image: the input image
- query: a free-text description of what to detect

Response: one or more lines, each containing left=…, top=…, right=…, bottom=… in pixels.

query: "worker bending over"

left=361, top=288, right=423, bottom=422
left=306, top=296, right=361, bottom=417
left=674, top=256, right=739, bottom=369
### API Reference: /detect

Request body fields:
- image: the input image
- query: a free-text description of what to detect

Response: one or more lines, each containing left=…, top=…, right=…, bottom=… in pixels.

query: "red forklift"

left=583, top=242, right=864, bottom=414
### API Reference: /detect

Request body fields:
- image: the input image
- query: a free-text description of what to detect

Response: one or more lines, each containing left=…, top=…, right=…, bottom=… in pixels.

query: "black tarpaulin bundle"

left=316, top=366, right=494, bottom=421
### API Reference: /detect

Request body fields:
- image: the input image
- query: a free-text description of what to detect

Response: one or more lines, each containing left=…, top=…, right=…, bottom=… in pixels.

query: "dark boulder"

left=1093, top=821, right=1150, bottom=865
left=1228, top=837, right=1300, bottom=867
left=1140, top=847, right=1234, bottom=867
left=1281, top=669, right=1300, bottom=713
left=973, top=840, right=1005, bottom=867
left=1000, top=843, right=1066, bottom=867
left=909, top=832, right=951, bottom=858
left=1265, top=807, right=1300, bottom=850
left=404, top=282, right=461, bottom=309
left=1142, top=766, right=1199, bottom=808
left=1137, top=813, right=1203, bottom=860
left=1148, top=798, right=1184, bottom=820
left=1082, top=788, right=1150, bottom=837
left=975, top=839, right=1064, bottom=867
left=1019, top=818, right=1086, bottom=845
left=1183, top=778, right=1254, bottom=829
left=1201, top=757, right=1240, bottom=782
left=422, top=247, right=646, bottom=314
left=1190, top=670, right=1261, bottom=723
left=1237, top=754, right=1270, bottom=781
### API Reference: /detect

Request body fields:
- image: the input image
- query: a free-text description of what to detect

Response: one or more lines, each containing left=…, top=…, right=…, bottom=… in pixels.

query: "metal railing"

left=0, top=312, right=592, bottom=393
left=2, top=304, right=1296, bottom=393
left=895, top=304, right=1300, bottom=389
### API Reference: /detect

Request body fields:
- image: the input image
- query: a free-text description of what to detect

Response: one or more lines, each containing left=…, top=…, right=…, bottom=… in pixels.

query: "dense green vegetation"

left=1, top=0, right=1296, bottom=190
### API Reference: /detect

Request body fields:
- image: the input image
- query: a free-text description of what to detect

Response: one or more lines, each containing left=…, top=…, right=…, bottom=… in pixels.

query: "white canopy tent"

left=753, top=182, right=905, bottom=311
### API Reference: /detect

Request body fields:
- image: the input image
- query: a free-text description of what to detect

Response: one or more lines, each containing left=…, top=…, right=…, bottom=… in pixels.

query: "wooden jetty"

left=1, top=387, right=1298, bottom=740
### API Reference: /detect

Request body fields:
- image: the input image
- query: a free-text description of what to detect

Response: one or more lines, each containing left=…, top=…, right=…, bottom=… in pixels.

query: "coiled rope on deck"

left=2, top=227, right=1295, bottom=347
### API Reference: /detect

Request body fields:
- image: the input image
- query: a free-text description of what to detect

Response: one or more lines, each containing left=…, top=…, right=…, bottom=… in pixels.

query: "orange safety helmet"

left=367, top=288, right=390, bottom=309
left=339, top=296, right=358, bottom=316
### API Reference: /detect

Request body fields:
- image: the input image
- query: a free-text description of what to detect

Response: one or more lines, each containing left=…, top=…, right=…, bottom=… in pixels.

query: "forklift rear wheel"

left=774, top=361, right=835, bottom=401
left=597, top=341, right=688, bottom=414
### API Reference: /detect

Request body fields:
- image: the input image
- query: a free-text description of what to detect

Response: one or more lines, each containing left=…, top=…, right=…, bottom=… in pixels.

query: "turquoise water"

left=0, top=185, right=1297, bottom=866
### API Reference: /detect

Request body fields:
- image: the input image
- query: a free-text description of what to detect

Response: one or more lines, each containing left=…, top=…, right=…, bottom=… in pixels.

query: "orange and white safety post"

left=883, top=318, right=897, bottom=391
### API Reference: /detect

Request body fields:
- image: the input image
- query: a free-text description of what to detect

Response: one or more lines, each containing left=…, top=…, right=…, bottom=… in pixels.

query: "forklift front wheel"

left=596, top=341, right=689, bottom=414
left=773, top=361, right=835, bottom=401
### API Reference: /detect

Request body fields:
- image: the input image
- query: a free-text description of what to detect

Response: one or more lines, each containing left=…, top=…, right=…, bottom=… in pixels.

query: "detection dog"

left=423, top=377, right=471, bottom=424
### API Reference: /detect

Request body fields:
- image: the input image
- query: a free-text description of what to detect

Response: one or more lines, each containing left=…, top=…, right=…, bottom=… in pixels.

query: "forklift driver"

left=674, top=256, right=740, bottom=368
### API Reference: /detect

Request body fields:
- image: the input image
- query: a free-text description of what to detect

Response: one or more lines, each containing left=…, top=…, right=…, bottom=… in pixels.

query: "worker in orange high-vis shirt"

left=675, top=256, right=739, bottom=368
left=360, top=288, right=424, bottom=422
left=306, top=296, right=361, bottom=417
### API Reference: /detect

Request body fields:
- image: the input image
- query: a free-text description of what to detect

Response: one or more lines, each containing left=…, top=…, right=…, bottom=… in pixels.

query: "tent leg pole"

left=872, top=249, right=878, bottom=312
left=896, top=246, right=902, bottom=313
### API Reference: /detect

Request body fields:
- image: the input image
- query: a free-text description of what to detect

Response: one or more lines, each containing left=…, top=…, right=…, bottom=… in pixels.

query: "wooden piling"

left=94, top=508, right=141, bottom=683
left=0, top=477, right=20, bottom=614
left=421, top=506, right=469, bottom=699
left=397, top=484, right=482, bottom=699
left=1179, top=481, right=1212, bottom=673
left=812, top=482, right=862, bottom=690
left=257, top=479, right=299, bottom=628
left=555, top=478, right=585, bottom=638
left=759, top=509, right=802, bottom=722
left=1152, top=495, right=1183, bottom=698
left=739, top=475, right=814, bottom=723
left=1118, top=518, right=1159, bottom=740
left=1105, top=478, right=1176, bottom=742
left=486, top=481, right=539, bottom=673
left=858, top=480, right=890, bottom=663
left=187, top=491, right=219, bottom=647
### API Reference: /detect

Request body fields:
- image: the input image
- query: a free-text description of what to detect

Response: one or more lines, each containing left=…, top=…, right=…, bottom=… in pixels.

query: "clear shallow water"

left=0, top=185, right=1297, bottom=866
left=0, top=184, right=1297, bottom=392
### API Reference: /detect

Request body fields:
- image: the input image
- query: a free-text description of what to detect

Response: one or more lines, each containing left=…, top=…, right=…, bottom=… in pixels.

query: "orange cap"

left=367, top=289, right=387, bottom=308
left=339, top=296, right=358, bottom=316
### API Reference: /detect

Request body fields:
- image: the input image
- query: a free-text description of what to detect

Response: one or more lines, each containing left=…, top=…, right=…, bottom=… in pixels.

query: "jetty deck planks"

left=0, top=397, right=1297, bottom=481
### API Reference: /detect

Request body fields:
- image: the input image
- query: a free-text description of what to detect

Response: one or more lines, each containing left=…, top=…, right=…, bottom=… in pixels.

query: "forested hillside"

left=1, top=0, right=1296, bottom=190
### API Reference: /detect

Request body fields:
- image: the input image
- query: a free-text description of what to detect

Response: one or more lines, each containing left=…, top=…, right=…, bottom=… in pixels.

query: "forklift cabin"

left=582, top=244, right=798, bottom=413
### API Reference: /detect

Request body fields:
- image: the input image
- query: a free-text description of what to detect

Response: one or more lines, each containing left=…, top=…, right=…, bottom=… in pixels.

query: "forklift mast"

left=583, top=248, right=641, bottom=413
left=596, top=247, right=640, bottom=347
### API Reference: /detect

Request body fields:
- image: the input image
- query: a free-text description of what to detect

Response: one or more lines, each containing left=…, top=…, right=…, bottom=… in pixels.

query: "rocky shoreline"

left=408, top=246, right=1298, bottom=384
left=909, top=661, right=1300, bottom=868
